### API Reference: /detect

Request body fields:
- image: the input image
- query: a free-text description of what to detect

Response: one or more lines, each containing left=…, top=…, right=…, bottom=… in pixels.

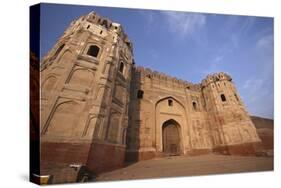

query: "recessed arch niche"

left=45, top=100, right=83, bottom=137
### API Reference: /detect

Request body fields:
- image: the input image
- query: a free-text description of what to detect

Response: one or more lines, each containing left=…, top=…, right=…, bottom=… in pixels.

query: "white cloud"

left=199, top=59, right=224, bottom=76
left=162, top=11, right=206, bottom=37
left=224, top=17, right=256, bottom=49
left=140, top=11, right=155, bottom=25
left=239, top=17, right=256, bottom=36
left=256, top=34, right=273, bottom=49
left=138, top=10, right=157, bottom=34
left=200, top=18, right=255, bottom=76
left=201, top=46, right=233, bottom=76
left=241, top=74, right=273, bottom=117
left=242, top=78, right=265, bottom=95
left=213, top=55, right=223, bottom=63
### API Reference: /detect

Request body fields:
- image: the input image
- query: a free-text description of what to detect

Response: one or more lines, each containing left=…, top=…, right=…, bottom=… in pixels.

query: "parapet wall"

left=133, top=66, right=232, bottom=93
left=133, top=66, right=201, bottom=92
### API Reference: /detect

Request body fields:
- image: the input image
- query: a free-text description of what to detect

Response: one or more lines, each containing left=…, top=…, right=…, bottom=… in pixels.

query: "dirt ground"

left=95, top=154, right=273, bottom=181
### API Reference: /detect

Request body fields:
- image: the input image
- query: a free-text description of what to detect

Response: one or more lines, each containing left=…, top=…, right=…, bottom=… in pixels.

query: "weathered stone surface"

left=40, top=12, right=134, bottom=183
left=126, top=68, right=262, bottom=159
left=38, top=11, right=266, bottom=183
left=86, top=141, right=126, bottom=174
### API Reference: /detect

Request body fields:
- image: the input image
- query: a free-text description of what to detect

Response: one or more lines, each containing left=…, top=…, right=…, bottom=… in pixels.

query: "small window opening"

left=234, top=93, right=239, bottom=101
left=87, top=45, right=100, bottom=58
left=87, top=25, right=90, bottom=29
left=192, top=102, right=197, bottom=110
left=101, top=20, right=108, bottom=28
left=221, top=94, right=226, bottom=102
left=100, top=30, right=103, bottom=35
left=54, top=44, right=65, bottom=57
left=119, top=62, right=124, bottom=73
left=168, top=99, right=173, bottom=106
left=137, top=90, right=144, bottom=99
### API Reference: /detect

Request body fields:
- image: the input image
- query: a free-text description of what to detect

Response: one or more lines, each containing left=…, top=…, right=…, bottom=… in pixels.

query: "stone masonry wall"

left=37, top=11, right=263, bottom=183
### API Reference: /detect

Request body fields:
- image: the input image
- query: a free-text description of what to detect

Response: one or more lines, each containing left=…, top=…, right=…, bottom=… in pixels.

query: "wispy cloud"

left=139, top=10, right=155, bottom=25
left=256, top=34, right=273, bottom=50
left=224, top=16, right=256, bottom=49
left=162, top=11, right=206, bottom=38
left=213, top=55, right=224, bottom=63
left=243, top=79, right=264, bottom=101
left=241, top=76, right=273, bottom=117
left=200, top=46, right=233, bottom=76
left=138, top=10, right=158, bottom=34
left=201, top=17, right=256, bottom=76
left=239, top=17, right=256, bottom=36
left=200, top=56, right=229, bottom=76
left=242, top=31, right=274, bottom=118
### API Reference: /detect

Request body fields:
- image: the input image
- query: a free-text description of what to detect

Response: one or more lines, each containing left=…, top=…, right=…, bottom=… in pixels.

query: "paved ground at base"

left=96, top=154, right=273, bottom=181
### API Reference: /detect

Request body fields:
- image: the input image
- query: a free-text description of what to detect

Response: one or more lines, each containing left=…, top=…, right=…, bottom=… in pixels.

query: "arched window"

left=119, top=62, right=124, bottom=73
left=192, top=102, right=197, bottom=110
left=87, top=45, right=100, bottom=58
left=221, top=94, right=226, bottom=102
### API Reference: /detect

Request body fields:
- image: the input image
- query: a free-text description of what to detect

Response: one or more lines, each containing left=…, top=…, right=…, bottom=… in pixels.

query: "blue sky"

left=40, top=3, right=274, bottom=119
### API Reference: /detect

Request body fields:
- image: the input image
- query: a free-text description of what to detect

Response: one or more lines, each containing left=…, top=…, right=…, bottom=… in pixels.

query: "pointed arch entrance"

left=162, top=119, right=181, bottom=155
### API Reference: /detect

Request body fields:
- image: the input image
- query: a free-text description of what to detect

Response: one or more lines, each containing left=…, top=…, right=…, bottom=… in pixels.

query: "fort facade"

left=39, top=11, right=261, bottom=181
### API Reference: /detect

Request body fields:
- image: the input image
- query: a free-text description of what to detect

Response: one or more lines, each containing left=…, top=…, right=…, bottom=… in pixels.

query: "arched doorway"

left=162, top=119, right=181, bottom=155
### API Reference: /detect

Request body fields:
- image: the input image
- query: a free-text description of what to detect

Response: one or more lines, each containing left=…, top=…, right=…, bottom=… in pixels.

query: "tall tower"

left=201, top=72, right=261, bottom=155
left=40, top=11, right=134, bottom=179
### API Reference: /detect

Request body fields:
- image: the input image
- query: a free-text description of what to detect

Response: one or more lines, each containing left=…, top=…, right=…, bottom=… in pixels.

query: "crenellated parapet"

left=134, top=66, right=203, bottom=91
left=201, top=72, right=232, bottom=88
left=35, top=9, right=264, bottom=182
left=83, top=12, right=133, bottom=52
left=134, top=66, right=234, bottom=92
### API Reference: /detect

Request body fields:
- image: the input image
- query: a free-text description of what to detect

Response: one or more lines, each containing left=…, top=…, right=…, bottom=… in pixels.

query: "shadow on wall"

left=125, top=66, right=142, bottom=164
left=85, top=64, right=127, bottom=174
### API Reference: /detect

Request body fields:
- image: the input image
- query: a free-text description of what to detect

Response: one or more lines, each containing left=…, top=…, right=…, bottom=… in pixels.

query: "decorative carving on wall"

left=44, top=100, right=83, bottom=136
left=42, top=75, right=58, bottom=92
left=67, top=67, right=95, bottom=88
left=114, top=84, right=126, bottom=104
left=106, top=110, right=122, bottom=143
left=56, top=49, right=74, bottom=65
